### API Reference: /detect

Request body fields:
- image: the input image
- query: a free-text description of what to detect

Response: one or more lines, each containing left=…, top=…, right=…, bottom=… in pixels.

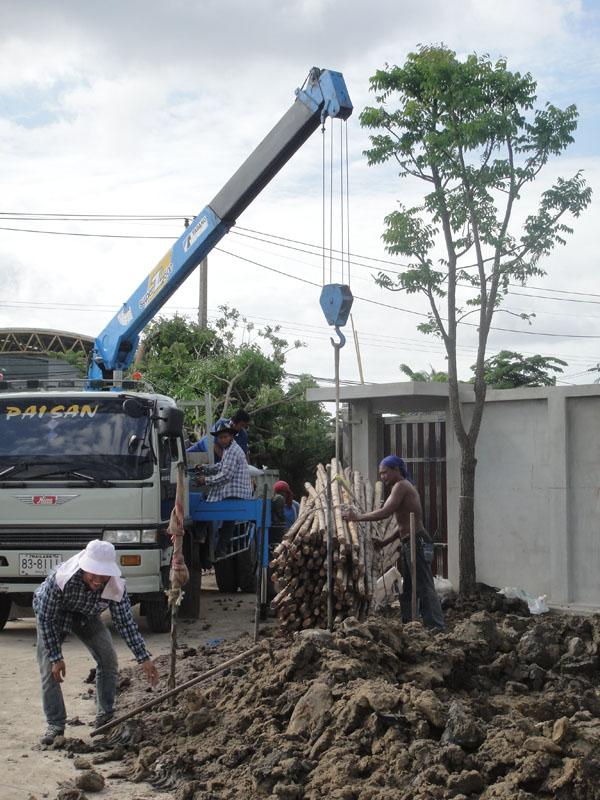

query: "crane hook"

left=330, top=325, right=346, bottom=350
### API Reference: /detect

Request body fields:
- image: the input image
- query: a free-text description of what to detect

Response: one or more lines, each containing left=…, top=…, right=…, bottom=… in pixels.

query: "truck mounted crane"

left=0, top=67, right=352, bottom=632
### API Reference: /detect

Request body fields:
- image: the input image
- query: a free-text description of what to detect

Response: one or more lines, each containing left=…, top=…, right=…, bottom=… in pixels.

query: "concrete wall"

left=449, top=387, right=600, bottom=609
left=308, top=382, right=600, bottom=610
left=566, top=396, right=600, bottom=607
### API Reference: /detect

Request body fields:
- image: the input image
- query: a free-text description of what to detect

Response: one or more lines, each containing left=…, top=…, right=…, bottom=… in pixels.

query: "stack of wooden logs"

left=270, top=458, right=399, bottom=632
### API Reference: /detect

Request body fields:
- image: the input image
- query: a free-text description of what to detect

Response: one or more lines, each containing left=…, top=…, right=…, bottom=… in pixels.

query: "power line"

left=2, top=222, right=600, bottom=340
left=216, top=248, right=600, bottom=340
left=2, top=216, right=600, bottom=302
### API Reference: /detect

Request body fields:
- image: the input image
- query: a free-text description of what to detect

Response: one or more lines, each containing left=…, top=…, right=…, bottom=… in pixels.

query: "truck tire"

left=145, top=594, right=172, bottom=633
left=0, top=596, right=11, bottom=631
left=179, top=535, right=202, bottom=619
left=235, top=543, right=257, bottom=594
left=180, top=568, right=202, bottom=618
left=214, top=558, right=238, bottom=593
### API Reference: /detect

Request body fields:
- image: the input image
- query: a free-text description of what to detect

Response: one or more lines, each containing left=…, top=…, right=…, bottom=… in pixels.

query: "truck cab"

left=0, top=388, right=186, bottom=631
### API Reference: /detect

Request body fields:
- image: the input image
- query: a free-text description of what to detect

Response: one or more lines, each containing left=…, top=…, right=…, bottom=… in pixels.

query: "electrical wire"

left=1, top=215, right=599, bottom=303
left=1, top=221, right=600, bottom=339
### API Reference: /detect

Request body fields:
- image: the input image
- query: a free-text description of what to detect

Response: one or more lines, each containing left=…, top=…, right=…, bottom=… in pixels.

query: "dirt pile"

left=70, top=591, right=600, bottom=799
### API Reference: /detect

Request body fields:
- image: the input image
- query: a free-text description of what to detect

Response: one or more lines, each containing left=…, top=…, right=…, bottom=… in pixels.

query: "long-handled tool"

left=91, top=644, right=263, bottom=737
left=253, top=485, right=268, bottom=642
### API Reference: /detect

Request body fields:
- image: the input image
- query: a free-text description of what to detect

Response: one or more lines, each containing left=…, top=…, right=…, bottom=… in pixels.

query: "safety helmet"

left=211, top=419, right=236, bottom=436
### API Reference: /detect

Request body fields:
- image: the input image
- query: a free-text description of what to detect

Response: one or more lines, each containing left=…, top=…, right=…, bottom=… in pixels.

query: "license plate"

left=19, top=553, right=62, bottom=576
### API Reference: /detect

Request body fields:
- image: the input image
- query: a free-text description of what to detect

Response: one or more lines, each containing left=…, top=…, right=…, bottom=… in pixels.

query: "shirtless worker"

left=342, top=455, right=445, bottom=631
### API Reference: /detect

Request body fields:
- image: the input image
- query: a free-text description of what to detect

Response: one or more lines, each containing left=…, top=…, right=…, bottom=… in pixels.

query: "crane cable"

left=321, top=117, right=352, bottom=467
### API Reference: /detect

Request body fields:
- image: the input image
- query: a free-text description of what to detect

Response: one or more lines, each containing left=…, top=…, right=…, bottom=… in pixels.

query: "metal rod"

left=254, top=486, right=268, bottom=643
left=91, top=645, right=263, bottom=737
left=326, top=464, right=334, bottom=631
left=334, top=343, right=340, bottom=465
left=410, top=512, right=418, bottom=621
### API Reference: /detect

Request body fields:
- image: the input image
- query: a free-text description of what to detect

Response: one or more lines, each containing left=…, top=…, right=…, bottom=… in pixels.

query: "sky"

left=0, top=0, right=599, bottom=388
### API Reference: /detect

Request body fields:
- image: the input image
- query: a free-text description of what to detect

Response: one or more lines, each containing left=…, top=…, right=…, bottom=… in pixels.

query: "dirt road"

left=0, top=575, right=257, bottom=800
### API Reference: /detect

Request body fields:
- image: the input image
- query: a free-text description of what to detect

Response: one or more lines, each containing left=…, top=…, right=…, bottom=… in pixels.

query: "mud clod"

left=74, top=770, right=105, bottom=792
left=79, top=591, right=600, bottom=798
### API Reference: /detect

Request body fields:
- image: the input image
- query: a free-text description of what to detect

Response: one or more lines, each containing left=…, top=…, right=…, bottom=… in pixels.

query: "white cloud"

left=0, top=0, right=597, bottom=387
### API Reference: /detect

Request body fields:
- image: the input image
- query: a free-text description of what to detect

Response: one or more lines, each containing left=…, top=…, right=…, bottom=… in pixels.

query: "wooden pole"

left=326, top=465, right=334, bottom=631
left=254, top=486, right=268, bottom=643
left=410, top=512, right=417, bottom=621
left=91, top=645, right=263, bottom=737
left=205, top=392, right=214, bottom=466
left=350, top=314, right=365, bottom=384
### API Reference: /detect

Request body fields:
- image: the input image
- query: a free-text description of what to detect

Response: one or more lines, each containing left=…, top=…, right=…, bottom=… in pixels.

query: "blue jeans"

left=36, top=615, right=118, bottom=730
left=400, top=535, right=445, bottom=631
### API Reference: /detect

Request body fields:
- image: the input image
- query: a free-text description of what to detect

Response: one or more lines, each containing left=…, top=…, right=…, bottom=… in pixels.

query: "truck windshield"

left=0, top=396, right=153, bottom=481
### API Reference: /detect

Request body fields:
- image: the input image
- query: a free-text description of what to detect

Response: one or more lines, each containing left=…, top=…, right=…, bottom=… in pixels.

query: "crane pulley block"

left=319, top=284, right=354, bottom=329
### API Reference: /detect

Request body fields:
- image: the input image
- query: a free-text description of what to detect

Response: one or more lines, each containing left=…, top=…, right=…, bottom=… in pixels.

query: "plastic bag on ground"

left=373, top=566, right=402, bottom=610
left=434, top=576, right=455, bottom=602
left=498, top=586, right=549, bottom=614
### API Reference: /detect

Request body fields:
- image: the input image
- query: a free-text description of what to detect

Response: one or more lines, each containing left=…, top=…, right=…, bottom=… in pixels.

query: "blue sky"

left=0, top=0, right=599, bottom=385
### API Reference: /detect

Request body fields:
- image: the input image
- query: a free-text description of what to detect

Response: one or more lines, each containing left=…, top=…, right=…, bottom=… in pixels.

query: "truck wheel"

left=145, top=594, right=172, bottom=633
left=180, top=568, right=202, bottom=618
left=214, top=558, right=238, bottom=593
left=235, top=544, right=257, bottom=594
left=0, top=596, right=11, bottom=631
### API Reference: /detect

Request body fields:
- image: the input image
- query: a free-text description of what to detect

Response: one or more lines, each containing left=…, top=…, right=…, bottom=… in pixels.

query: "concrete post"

left=547, top=392, right=570, bottom=604
left=349, top=400, right=379, bottom=484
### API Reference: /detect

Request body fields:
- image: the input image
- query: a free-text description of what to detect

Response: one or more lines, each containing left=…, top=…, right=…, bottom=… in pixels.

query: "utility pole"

left=184, top=218, right=208, bottom=329
left=198, top=258, right=208, bottom=328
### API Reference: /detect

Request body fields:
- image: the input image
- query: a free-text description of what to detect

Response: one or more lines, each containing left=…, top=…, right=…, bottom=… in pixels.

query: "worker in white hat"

left=33, top=539, right=159, bottom=745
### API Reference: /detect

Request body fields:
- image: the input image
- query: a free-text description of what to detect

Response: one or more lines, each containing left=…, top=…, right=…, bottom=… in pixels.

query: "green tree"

left=361, top=46, right=591, bottom=592
left=400, top=363, right=448, bottom=382
left=479, top=351, right=566, bottom=388
left=136, top=311, right=332, bottom=493
left=48, top=350, right=89, bottom=376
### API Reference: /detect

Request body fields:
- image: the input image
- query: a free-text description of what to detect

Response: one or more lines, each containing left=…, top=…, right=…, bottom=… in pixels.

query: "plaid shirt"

left=33, top=570, right=151, bottom=664
left=204, top=439, right=252, bottom=501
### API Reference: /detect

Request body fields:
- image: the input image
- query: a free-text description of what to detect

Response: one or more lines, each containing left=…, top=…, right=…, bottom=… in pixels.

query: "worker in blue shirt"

left=187, top=409, right=250, bottom=463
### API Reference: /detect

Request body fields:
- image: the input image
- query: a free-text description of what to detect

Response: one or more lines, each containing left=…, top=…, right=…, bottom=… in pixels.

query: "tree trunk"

left=458, top=444, right=477, bottom=593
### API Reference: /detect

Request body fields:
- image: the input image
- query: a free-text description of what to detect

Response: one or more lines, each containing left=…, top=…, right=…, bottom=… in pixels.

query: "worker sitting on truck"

left=342, top=455, right=445, bottom=631
left=33, top=539, right=159, bottom=745
left=187, top=410, right=251, bottom=463
left=195, top=419, right=252, bottom=557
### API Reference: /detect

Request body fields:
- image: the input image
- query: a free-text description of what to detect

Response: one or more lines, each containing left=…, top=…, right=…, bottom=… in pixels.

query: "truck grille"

left=0, top=529, right=102, bottom=549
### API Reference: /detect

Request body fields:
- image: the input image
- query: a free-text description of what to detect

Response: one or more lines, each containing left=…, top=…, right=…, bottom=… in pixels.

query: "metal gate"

left=382, top=414, right=448, bottom=577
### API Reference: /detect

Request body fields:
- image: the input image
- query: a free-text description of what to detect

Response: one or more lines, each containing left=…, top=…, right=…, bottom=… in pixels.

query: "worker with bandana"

left=33, top=539, right=159, bottom=745
left=342, top=455, right=445, bottom=631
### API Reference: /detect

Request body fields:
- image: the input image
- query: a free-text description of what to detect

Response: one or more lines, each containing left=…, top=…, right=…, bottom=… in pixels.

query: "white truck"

left=0, top=67, right=352, bottom=631
left=0, top=390, right=186, bottom=631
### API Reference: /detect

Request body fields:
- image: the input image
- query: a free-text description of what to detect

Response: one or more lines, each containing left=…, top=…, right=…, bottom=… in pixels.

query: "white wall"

left=451, top=388, right=600, bottom=609
left=311, top=381, right=600, bottom=609
left=458, top=399, right=553, bottom=597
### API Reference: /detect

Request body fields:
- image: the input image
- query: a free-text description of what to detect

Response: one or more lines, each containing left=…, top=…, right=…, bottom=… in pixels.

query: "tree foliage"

left=479, top=350, right=566, bottom=388
left=136, top=310, right=332, bottom=495
left=402, top=351, right=566, bottom=388
left=361, top=46, right=591, bottom=591
left=400, top=363, right=448, bottom=382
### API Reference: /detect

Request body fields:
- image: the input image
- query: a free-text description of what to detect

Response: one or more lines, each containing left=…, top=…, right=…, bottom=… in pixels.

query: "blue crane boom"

left=89, top=67, right=352, bottom=382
